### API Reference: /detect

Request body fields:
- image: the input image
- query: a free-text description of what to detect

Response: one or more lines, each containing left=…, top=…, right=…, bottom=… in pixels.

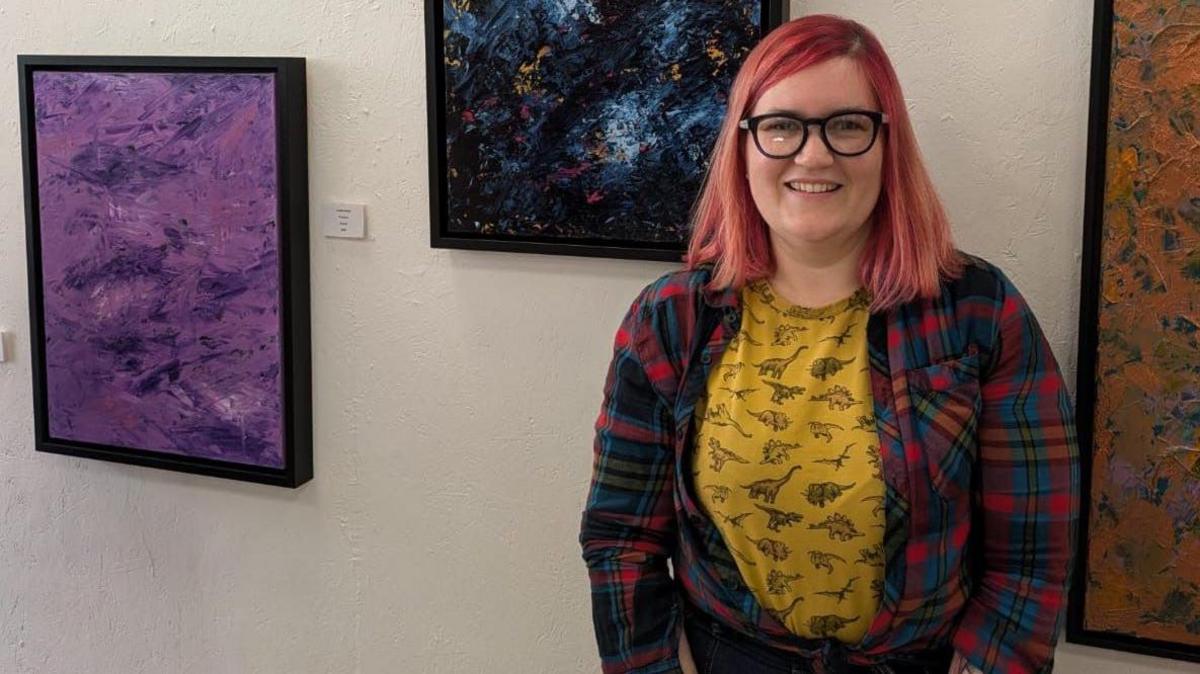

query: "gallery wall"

left=0, top=0, right=1191, bottom=672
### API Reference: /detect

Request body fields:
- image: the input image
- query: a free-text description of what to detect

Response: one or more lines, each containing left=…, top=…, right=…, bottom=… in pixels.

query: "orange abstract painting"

left=1072, top=0, right=1200, bottom=662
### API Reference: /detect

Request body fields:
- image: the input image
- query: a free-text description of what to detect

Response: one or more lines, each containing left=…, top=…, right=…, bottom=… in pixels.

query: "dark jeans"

left=682, top=603, right=954, bottom=674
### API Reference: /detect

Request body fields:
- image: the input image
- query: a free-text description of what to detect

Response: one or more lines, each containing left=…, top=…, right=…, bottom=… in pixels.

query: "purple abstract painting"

left=31, top=71, right=285, bottom=469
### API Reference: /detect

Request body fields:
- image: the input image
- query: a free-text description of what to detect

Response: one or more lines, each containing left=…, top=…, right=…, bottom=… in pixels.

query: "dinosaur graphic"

left=745, top=535, right=791, bottom=562
left=752, top=346, right=808, bottom=379
left=808, top=550, right=847, bottom=574
left=766, top=597, right=805, bottom=625
left=865, top=444, right=882, bottom=479
left=747, top=408, right=791, bottom=432
left=716, top=362, right=744, bottom=384
left=716, top=510, right=753, bottom=529
left=764, top=380, right=807, bottom=404
left=740, top=466, right=803, bottom=504
left=860, top=494, right=885, bottom=517
left=703, top=404, right=752, bottom=438
left=728, top=329, right=764, bottom=352
left=814, top=444, right=853, bottom=469
left=747, top=281, right=775, bottom=305
left=805, top=481, right=858, bottom=507
left=809, top=384, right=862, bottom=411
left=707, top=437, right=750, bottom=472
left=809, top=513, right=866, bottom=542
left=815, top=577, right=858, bottom=604
left=820, top=323, right=858, bottom=347
left=719, top=385, right=758, bottom=401
left=808, top=421, right=844, bottom=443
left=847, top=290, right=871, bottom=312
left=730, top=546, right=758, bottom=567
left=856, top=544, right=885, bottom=567
left=772, top=324, right=808, bottom=346
left=766, top=569, right=804, bottom=596
left=870, top=579, right=884, bottom=601
left=744, top=305, right=766, bottom=325
left=809, top=356, right=856, bottom=381
left=703, top=484, right=732, bottom=503
left=809, top=614, right=859, bottom=638
left=755, top=504, right=804, bottom=532
left=852, top=414, right=876, bottom=431
left=760, top=438, right=800, bottom=465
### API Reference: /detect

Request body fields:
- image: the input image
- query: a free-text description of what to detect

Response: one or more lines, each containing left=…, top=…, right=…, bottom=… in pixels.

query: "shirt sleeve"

left=950, top=270, right=1081, bottom=674
left=579, top=289, right=684, bottom=674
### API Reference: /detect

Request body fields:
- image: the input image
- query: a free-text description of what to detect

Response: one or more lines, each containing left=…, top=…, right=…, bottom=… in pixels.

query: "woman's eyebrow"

left=756, top=106, right=873, bottom=117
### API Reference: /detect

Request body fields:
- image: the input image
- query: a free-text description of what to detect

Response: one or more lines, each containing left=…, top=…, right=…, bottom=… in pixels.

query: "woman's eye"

left=830, top=117, right=868, bottom=132
left=763, top=119, right=800, bottom=133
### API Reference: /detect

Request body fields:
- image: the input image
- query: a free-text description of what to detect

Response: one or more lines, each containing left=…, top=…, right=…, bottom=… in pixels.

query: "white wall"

left=0, top=1, right=1191, bottom=672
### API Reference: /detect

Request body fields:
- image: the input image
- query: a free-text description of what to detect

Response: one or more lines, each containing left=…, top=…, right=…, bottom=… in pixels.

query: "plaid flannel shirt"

left=580, top=253, right=1079, bottom=674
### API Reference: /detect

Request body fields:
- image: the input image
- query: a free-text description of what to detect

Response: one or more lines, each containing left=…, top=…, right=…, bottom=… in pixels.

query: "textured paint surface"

left=441, top=0, right=761, bottom=243
left=1082, top=0, right=1200, bottom=644
left=32, top=71, right=284, bottom=468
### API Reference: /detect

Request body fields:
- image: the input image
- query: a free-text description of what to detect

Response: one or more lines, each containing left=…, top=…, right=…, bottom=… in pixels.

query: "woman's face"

left=743, top=57, right=885, bottom=254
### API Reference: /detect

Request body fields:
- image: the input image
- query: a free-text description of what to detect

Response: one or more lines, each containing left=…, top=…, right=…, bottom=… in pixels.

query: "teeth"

left=787, top=182, right=840, bottom=194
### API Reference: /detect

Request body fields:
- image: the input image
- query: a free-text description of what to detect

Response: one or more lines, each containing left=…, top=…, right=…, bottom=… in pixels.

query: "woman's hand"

left=678, top=628, right=699, bottom=674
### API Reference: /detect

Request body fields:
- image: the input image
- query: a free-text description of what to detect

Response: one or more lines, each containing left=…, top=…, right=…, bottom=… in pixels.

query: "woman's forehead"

left=752, top=58, right=877, bottom=115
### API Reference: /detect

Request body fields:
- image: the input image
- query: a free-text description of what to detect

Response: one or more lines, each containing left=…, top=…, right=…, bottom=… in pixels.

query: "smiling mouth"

left=784, top=182, right=842, bottom=194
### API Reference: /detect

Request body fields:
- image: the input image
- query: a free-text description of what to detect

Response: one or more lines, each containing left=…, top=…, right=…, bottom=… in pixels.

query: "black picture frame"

left=18, top=55, right=313, bottom=488
left=1066, top=0, right=1200, bottom=663
left=425, top=1, right=789, bottom=262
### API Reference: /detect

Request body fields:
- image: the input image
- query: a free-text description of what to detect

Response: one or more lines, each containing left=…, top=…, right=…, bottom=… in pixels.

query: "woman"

left=580, top=14, right=1078, bottom=674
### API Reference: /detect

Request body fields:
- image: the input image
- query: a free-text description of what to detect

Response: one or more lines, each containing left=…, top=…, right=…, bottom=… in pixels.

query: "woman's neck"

left=767, top=228, right=868, bottom=309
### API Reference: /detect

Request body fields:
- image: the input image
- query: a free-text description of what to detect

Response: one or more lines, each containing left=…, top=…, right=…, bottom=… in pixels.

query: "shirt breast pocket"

left=904, top=346, right=982, bottom=500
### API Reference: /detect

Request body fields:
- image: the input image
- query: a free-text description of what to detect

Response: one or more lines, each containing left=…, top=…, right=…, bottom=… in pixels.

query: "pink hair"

left=684, top=14, right=963, bottom=312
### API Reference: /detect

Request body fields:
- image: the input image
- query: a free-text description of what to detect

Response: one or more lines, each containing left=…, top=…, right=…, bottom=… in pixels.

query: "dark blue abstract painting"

left=435, top=0, right=771, bottom=250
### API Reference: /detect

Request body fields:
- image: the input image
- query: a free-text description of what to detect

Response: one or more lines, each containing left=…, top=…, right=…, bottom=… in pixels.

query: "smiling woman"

left=581, top=14, right=1078, bottom=674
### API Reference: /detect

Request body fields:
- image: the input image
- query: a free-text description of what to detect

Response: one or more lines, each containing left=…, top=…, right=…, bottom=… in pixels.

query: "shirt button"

left=701, top=353, right=711, bottom=364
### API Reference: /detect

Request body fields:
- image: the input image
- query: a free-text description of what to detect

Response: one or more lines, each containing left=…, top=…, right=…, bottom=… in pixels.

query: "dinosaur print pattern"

left=760, top=439, right=800, bottom=465
left=764, top=380, right=807, bottom=404
left=703, top=484, right=732, bottom=503
left=815, top=577, right=858, bottom=604
left=809, top=356, right=856, bottom=381
left=746, top=535, right=792, bottom=562
left=752, top=346, right=808, bottom=379
left=756, top=504, right=805, bottom=532
left=809, top=550, right=847, bottom=574
left=814, top=445, right=853, bottom=470
left=747, top=408, right=791, bottom=431
left=767, top=569, right=804, bottom=595
left=805, top=481, right=858, bottom=507
left=740, top=466, right=803, bottom=504
left=704, top=404, right=752, bottom=438
left=689, top=280, right=885, bottom=642
left=808, top=421, right=844, bottom=443
left=810, top=384, right=862, bottom=411
left=707, top=437, right=750, bottom=472
left=809, top=513, right=866, bottom=542
left=772, top=323, right=807, bottom=346
left=809, top=614, right=860, bottom=638
left=856, top=543, right=885, bottom=567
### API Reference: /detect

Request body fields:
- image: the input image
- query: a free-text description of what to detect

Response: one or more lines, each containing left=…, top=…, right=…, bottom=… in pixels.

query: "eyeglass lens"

left=756, top=113, right=877, bottom=157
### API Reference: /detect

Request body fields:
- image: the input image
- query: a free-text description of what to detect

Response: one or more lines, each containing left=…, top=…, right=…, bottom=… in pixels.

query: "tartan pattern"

left=580, top=253, right=1079, bottom=674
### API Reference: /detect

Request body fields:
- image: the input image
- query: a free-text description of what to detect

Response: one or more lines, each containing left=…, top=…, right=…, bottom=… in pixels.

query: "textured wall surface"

left=0, top=0, right=1190, bottom=672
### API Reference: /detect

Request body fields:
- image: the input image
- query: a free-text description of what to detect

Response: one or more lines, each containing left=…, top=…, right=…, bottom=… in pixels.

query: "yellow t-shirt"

left=691, top=279, right=885, bottom=643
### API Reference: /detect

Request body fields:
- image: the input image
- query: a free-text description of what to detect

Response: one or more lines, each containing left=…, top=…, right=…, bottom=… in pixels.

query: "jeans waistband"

left=681, top=597, right=952, bottom=674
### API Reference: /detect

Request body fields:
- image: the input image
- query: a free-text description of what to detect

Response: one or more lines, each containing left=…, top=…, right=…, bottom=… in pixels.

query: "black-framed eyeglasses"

left=738, top=110, right=888, bottom=158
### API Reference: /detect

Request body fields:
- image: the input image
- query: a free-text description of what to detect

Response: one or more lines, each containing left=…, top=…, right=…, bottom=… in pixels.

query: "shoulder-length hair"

left=684, top=14, right=963, bottom=313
